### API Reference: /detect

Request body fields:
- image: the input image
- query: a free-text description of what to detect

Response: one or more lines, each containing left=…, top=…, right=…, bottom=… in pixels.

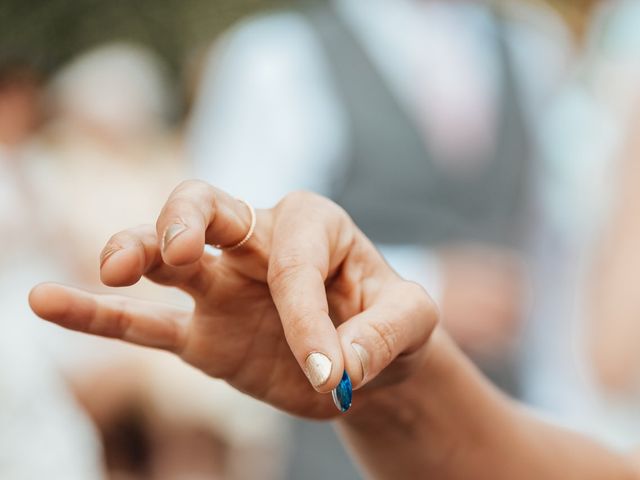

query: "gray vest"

left=304, top=3, right=530, bottom=249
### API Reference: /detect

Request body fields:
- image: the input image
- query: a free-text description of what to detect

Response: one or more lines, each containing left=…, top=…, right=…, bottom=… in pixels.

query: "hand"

left=29, top=181, right=438, bottom=419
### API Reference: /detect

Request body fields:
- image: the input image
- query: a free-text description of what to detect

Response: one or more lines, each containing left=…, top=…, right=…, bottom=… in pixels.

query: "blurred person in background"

left=0, top=60, right=104, bottom=479
left=19, top=43, right=287, bottom=479
left=27, top=42, right=185, bottom=285
left=187, top=1, right=570, bottom=477
left=522, top=0, right=640, bottom=451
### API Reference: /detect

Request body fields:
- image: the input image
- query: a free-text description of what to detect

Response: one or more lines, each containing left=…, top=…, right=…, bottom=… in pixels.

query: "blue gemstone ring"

left=332, top=370, right=352, bottom=413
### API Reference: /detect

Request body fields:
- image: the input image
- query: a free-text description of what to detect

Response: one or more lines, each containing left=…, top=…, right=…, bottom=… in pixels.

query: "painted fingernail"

left=332, top=370, right=352, bottom=413
left=304, top=352, right=332, bottom=389
left=351, top=342, right=369, bottom=382
left=163, top=223, right=188, bottom=251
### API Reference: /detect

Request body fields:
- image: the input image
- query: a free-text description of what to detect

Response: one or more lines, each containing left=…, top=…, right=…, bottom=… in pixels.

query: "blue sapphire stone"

left=332, top=370, right=352, bottom=413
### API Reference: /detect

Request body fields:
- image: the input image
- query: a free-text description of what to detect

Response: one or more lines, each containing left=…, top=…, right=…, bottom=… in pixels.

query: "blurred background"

left=2, top=0, right=640, bottom=478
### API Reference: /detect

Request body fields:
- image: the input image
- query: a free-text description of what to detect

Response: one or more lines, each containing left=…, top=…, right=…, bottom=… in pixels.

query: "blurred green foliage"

left=0, top=0, right=289, bottom=76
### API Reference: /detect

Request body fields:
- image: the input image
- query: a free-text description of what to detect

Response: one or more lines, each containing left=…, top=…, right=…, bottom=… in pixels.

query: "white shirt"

left=188, top=0, right=569, bottom=300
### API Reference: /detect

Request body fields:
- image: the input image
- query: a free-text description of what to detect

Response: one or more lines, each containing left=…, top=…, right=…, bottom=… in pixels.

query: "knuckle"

left=163, top=180, right=215, bottom=215
left=289, top=309, right=321, bottom=337
left=91, top=297, right=131, bottom=339
left=367, top=318, right=398, bottom=366
left=280, top=190, right=341, bottom=214
left=174, top=178, right=210, bottom=194
left=403, top=280, right=440, bottom=333
left=135, top=224, right=158, bottom=244
left=158, top=199, right=184, bottom=223
left=183, top=265, right=215, bottom=295
left=277, top=191, right=318, bottom=214
left=282, top=190, right=317, bottom=205
left=276, top=191, right=351, bottom=234
left=267, top=253, right=307, bottom=286
left=110, top=306, right=131, bottom=339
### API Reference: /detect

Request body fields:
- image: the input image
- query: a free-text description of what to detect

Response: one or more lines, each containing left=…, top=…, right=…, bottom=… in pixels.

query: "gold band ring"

left=213, top=199, right=256, bottom=251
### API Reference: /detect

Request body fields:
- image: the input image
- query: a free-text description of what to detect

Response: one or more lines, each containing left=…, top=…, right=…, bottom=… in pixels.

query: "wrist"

left=336, top=328, right=515, bottom=470
left=340, top=328, right=453, bottom=423
left=336, top=329, right=461, bottom=462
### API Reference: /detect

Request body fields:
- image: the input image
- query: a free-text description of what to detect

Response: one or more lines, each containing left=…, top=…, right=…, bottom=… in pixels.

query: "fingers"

left=156, top=180, right=268, bottom=267
left=29, top=283, right=189, bottom=353
left=268, top=192, right=353, bottom=393
left=337, top=281, right=439, bottom=389
left=100, top=224, right=205, bottom=290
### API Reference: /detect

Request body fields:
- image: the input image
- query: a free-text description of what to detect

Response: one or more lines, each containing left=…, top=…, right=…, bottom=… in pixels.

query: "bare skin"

left=30, top=181, right=436, bottom=419
left=589, top=113, right=640, bottom=392
left=30, top=181, right=640, bottom=478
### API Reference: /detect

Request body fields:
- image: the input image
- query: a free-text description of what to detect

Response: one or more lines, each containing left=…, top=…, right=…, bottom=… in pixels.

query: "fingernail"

left=100, top=246, right=121, bottom=268
left=351, top=342, right=369, bottom=382
left=304, top=352, right=332, bottom=389
left=332, top=370, right=352, bottom=413
left=163, top=223, right=187, bottom=251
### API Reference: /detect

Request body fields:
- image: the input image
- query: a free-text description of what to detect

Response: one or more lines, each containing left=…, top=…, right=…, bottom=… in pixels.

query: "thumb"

left=337, top=281, right=438, bottom=389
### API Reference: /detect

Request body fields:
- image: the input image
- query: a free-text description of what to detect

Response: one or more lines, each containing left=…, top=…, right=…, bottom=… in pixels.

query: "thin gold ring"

left=213, top=199, right=256, bottom=251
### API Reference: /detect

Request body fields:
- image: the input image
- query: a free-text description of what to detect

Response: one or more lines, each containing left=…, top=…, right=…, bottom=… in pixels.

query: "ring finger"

left=100, top=224, right=213, bottom=296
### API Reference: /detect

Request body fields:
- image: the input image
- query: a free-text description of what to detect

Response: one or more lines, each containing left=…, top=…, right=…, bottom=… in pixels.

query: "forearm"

left=589, top=119, right=640, bottom=389
left=337, top=328, right=638, bottom=480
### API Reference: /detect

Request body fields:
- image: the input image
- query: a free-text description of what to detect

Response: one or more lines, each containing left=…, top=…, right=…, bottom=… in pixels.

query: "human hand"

left=29, top=181, right=437, bottom=419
